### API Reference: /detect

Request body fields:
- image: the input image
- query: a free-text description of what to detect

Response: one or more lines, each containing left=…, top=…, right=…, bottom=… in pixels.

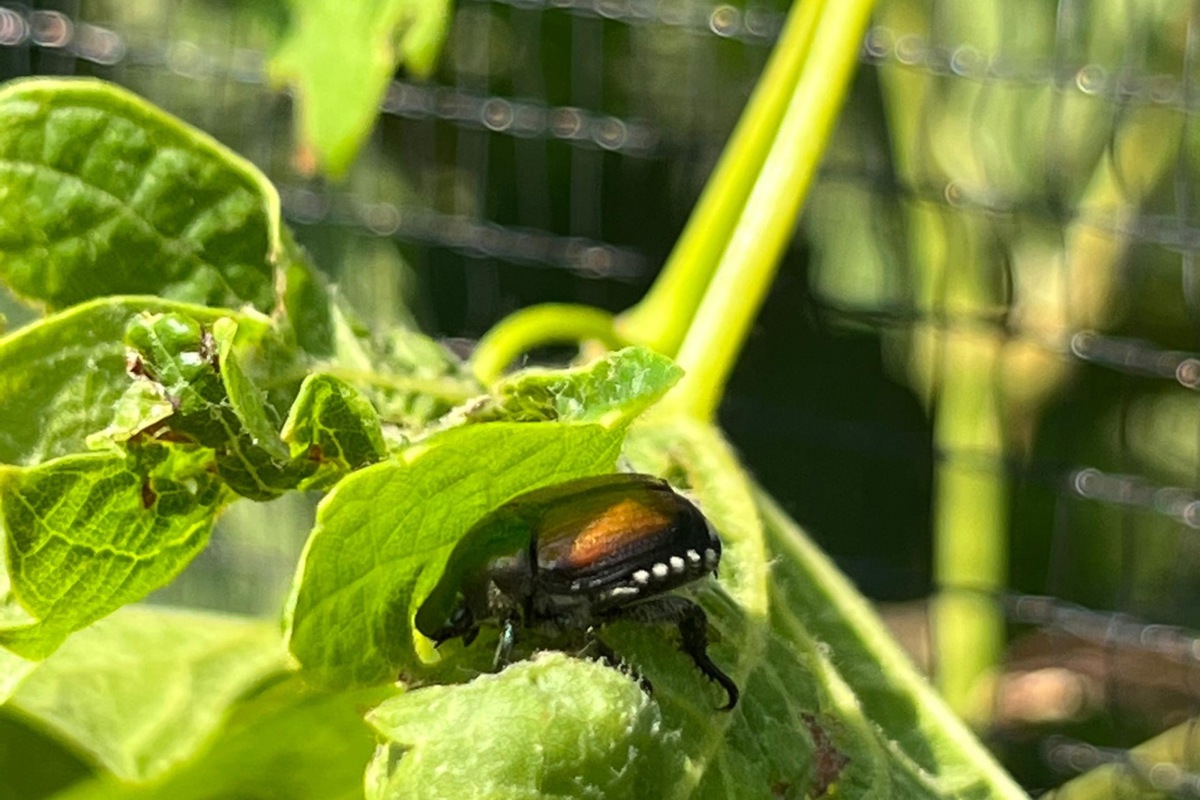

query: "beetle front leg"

left=608, top=596, right=738, bottom=710
left=493, top=614, right=520, bottom=668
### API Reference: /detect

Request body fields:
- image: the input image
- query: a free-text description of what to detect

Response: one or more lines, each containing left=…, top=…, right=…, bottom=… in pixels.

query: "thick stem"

left=469, top=304, right=624, bottom=384
left=615, top=0, right=824, bottom=356
left=670, top=0, right=879, bottom=421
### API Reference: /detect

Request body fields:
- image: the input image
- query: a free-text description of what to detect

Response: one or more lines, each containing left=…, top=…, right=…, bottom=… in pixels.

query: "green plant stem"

left=305, top=369, right=478, bottom=404
left=469, top=304, right=625, bottom=384
left=615, top=0, right=824, bottom=356
left=669, top=0, right=879, bottom=421
left=474, top=0, right=877, bottom=414
left=931, top=329, right=1007, bottom=722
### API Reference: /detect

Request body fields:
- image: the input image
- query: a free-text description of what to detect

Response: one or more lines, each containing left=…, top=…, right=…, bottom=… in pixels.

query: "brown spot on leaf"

left=802, top=712, right=850, bottom=798
left=140, top=480, right=157, bottom=509
left=307, top=443, right=324, bottom=462
left=126, top=351, right=147, bottom=377
left=199, top=328, right=220, bottom=373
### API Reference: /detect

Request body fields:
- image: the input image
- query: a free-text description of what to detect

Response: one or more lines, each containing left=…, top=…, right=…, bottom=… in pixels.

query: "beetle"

left=415, top=472, right=739, bottom=710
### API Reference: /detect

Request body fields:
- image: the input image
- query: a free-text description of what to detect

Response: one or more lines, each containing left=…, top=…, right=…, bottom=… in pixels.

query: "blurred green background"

left=4, top=0, right=1200, bottom=793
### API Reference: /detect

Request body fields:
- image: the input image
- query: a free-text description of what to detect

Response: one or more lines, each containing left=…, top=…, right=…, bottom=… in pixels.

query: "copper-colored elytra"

left=544, top=497, right=673, bottom=569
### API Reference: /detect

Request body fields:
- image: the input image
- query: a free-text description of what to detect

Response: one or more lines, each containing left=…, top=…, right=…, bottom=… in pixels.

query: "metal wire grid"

left=3, top=0, right=1200, bottom=794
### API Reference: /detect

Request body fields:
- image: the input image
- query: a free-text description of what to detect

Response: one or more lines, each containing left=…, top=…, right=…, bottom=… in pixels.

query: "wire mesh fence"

left=3, top=0, right=1200, bottom=794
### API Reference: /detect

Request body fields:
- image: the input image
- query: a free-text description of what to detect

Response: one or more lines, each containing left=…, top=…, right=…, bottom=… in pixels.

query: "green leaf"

left=623, top=419, right=1025, bottom=799
left=206, top=316, right=318, bottom=499
left=281, top=373, right=387, bottom=491
left=3, top=606, right=286, bottom=781
left=0, top=447, right=228, bottom=659
left=50, top=679, right=392, bottom=800
left=0, top=297, right=266, bottom=466
left=286, top=349, right=680, bottom=688
left=114, top=311, right=388, bottom=501
left=94, top=382, right=176, bottom=447
left=0, top=713, right=92, bottom=800
left=0, top=639, right=34, bottom=705
left=96, top=310, right=386, bottom=502
left=110, top=311, right=302, bottom=501
left=118, top=313, right=245, bottom=443
left=269, top=0, right=452, bottom=177
left=278, top=232, right=336, bottom=358
left=466, top=347, right=685, bottom=425
left=213, top=318, right=290, bottom=462
left=0, top=78, right=282, bottom=312
left=325, top=301, right=477, bottom=433
left=365, top=652, right=686, bottom=799
left=0, top=560, right=35, bottom=703
left=751, top=483, right=1027, bottom=799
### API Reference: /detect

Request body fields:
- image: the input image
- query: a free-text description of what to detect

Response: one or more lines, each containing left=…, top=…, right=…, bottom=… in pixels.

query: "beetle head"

left=427, top=602, right=479, bottom=648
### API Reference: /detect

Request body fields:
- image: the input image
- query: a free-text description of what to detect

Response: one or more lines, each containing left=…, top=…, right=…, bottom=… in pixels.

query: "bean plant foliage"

left=0, top=78, right=1025, bottom=800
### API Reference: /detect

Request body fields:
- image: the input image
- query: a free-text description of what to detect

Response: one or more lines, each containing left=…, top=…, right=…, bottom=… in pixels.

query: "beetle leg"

left=493, top=614, right=520, bottom=668
left=590, top=637, right=654, bottom=695
left=607, top=596, right=738, bottom=711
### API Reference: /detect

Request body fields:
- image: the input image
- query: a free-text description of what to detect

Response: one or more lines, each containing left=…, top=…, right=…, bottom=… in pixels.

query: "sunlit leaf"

left=4, top=606, right=286, bottom=781
left=269, top=0, right=452, bottom=178
left=0, top=79, right=282, bottom=312
left=366, top=653, right=685, bottom=799
left=0, top=448, right=228, bottom=659
left=0, top=298, right=265, bottom=466
left=286, top=348, right=681, bottom=688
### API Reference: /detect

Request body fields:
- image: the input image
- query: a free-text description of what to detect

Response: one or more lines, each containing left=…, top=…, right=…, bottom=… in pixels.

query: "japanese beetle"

left=415, top=473, right=738, bottom=710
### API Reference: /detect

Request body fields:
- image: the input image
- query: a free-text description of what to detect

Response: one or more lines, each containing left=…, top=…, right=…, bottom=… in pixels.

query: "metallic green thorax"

left=415, top=510, right=532, bottom=642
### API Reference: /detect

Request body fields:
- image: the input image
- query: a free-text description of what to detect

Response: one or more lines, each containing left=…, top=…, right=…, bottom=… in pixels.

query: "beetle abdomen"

left=531, top=476, right=720, bottom=606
